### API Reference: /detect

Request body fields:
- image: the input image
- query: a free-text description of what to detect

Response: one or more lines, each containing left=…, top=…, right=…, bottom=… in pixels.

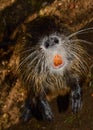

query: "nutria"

left=17, top=16, right=92, bottom=122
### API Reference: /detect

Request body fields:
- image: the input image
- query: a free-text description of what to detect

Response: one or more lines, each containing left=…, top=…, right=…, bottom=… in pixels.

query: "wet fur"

left=17, top=16, right=92, bottom=121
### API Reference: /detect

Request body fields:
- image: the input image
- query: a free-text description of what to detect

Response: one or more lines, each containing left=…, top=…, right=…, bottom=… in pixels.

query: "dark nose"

left=44, top=36, right=59, bottom=48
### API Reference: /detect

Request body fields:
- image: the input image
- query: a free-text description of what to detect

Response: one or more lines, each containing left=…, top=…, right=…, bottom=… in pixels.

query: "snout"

left=44, top=36, right=59, bottom=48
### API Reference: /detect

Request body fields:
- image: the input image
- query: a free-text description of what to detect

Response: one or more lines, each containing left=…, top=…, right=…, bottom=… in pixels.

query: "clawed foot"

left=37, top=98, right=54, bottom=121
left=20, top=100, right=32, bottom=122
left=71, top=81, right=82, bottom=113
left=20, top=97, right=53, bottom=122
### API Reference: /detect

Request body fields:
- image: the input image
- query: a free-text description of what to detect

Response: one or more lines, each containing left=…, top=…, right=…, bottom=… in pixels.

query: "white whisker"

left=28, top=54, right=39, bottom=66
left=20, top=48, right=36, bottom=54
left=69, top=46, right=89, bottom=74
left=68, top=27, right=93, bottom=39
left=19, top=50, right=38, bottom=69
left=70, top=39, right=93, bottom=45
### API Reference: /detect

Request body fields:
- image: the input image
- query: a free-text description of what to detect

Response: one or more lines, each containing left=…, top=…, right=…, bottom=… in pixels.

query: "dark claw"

left=71, top=80, right=82, bottom=113
left=20, top=97, right=53, bottom=122
left=37, top=98, right=54, bottom=121
left=20, top=100, right=32, bottom=122
left=20, top=106, right=32, bottom=122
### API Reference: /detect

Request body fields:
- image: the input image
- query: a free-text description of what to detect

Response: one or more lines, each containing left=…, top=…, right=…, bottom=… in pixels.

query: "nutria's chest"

left=35, top=72, right=71, bottom=101
left=44, top=76, right=70, bottom=101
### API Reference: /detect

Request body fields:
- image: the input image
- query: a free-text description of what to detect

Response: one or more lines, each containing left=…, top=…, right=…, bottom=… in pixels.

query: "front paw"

left=71, top=85, right=82, bottom=113
left=20, top=102, right=32, bottom=122
left=37, top=98, right=54, bottom=121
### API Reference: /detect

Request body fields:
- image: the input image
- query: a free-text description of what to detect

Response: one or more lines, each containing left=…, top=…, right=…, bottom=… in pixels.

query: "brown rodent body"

left=18, top=16, right=92, bottom=121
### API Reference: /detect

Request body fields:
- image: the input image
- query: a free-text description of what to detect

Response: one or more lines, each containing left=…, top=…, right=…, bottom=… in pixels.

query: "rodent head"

left=19, top=16, right=90, bottom=77
left=40, top=32, right=69, bottom=73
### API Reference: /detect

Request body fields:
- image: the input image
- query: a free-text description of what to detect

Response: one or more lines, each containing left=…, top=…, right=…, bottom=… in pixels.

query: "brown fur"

left=17, top=16, right=92, bottom=102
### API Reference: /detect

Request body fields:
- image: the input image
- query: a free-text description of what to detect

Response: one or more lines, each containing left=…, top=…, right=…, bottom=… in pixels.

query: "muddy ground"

left=5, top=85, right=93, bottom=130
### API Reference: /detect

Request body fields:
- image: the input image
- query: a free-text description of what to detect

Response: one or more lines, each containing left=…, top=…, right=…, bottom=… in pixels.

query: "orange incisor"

left=53, top=54, right=63, bottom=67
